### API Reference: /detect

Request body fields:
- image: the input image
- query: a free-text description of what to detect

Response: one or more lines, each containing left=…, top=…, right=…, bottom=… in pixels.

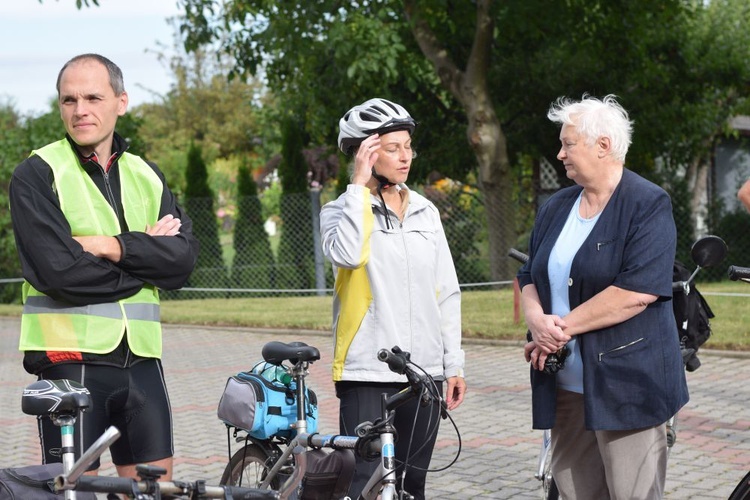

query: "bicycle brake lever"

left=354, top=421, right=373, bottom=437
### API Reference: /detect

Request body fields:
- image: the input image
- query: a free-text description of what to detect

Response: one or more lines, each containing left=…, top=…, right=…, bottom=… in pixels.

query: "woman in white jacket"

left=320, top=98, right=467, bottom=499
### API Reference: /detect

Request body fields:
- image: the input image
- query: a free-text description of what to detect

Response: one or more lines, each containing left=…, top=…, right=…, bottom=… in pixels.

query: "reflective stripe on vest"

left=19, top=139, right=164, bottom=357
left=23, top=296, right=160, bottom=322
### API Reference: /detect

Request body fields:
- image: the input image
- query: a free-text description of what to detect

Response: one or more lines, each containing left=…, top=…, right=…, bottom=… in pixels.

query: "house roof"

left=730, top=115, right=750, bottom=133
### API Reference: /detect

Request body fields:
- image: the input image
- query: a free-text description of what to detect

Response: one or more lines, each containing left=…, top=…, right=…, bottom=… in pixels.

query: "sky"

left=0, top=0, right=183, bottom=116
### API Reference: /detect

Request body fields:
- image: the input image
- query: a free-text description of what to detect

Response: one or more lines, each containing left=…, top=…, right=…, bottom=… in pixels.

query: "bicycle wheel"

left=729, top=471, right=750, bottom=500
left=536, top=429, right=558, bottom=500
left=541, top=456, right=559, bottom=500
left=545, top=476, right=560, bottom=500
left=220, top=443, right=281, bottom=489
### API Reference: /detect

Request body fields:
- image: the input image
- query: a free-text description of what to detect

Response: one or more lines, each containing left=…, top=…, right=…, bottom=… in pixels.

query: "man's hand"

left=73, top=215, right=181, bottom=262
left=146, top=214, right=181, bottom=236
left=73, top=235, right=122, bottom=262
left=445, top=376, right=467, bottom=410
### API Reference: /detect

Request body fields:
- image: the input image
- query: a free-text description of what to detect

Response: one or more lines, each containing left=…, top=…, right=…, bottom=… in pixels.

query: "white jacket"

left=320, top=183, right=464, bottom=382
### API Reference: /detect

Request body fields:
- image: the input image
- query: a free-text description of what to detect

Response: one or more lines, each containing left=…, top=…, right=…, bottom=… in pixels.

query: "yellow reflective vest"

left=19, top=139, right=164, bottom=358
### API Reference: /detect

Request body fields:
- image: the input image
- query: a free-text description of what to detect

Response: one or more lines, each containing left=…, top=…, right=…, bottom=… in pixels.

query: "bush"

left=232, top=164, right=275, bottom=292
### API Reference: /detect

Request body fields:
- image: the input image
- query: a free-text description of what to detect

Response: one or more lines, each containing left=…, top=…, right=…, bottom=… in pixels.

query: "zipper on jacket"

left=123, top=345, right=131, bottom=367
left=598, top=337, right=644, bottom=361
left=99, top=167, right=121, bottom=223
left=399, top=222, right=414, bottom=353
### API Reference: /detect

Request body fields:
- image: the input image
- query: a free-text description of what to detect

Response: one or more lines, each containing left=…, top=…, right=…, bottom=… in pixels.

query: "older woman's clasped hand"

left=524, top=313, right=570, bottom=371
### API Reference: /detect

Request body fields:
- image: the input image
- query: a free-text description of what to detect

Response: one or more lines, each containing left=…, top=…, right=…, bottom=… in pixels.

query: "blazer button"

left=568, top=278, right=573, bottom=286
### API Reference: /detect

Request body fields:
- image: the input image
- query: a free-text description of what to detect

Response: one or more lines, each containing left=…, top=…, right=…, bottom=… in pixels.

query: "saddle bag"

left=0, top=463, right=95, bottom=499
left=217, top=365, right=319, bottom=440
left=673, top=259, right=714, bottom=371
left=299, top=449, right=356, bottom=500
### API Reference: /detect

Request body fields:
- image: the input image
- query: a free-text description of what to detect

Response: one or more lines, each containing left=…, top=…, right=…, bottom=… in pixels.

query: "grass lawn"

left=0, top=282, right=747, bottom=350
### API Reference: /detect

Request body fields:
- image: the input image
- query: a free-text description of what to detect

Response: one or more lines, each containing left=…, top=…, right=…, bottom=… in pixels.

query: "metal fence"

left=171, top=180, right=750, bottom=300
left=175, top=187, right=499, bottom=299
left=3, top=179, right=750, bottom=302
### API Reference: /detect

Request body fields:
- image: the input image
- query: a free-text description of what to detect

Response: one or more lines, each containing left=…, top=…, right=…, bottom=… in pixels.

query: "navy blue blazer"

left=517, top=169, right=689, bottom=431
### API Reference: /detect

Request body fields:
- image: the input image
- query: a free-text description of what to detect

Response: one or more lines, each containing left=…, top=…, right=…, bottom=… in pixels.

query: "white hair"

left=547, top=94, right=633, bottom=163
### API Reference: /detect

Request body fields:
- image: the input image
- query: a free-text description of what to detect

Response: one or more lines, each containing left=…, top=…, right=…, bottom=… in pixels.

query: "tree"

left=133, top=40, right=272, bottom=199
left=661, top=0, right=750, bottom=234
left=48, top=0, right=750, bottom=277
left=0, top=105, right=28, bottom=303
left=176, top=0, right=714, bottom=280
left=275, top=116, right=315, bottom=291
left=183, top=141, right=227, bottom=295
left=178, top=0, right=516, bottom=277
left=232, top=162, right=275, bottom=291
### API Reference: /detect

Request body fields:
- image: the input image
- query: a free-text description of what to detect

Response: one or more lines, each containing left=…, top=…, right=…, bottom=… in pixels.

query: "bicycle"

left=19, top=378, right=300, bottom=499
left=509, top=234, right=728, bottom=500
left=726, top=263, right=750, bottom=500
left=218, top=341, right=460, bottom=500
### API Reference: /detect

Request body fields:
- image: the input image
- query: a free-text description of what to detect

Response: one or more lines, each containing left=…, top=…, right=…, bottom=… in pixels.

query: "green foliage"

left=669, top=177, right=697, bottom=266
left=714, top=210, right=750, bottom=281
left=0, top=107, right=23, bottom=302
left=276, top=194, right=315, bottom=291
left=36, top=0, right=100, bottom=7
left=133, top=45, right=270, bottom=197
left=178, top=0, right=458, bottom=183
left=423, top=180, right=489, bottom=284
left=116, top=113, right=147, bottom=158
left=260, top=179, right=282, bottom=221
left=20, top=109, right=65, bottom=151
left=1, top=106, right=66, bottom=303
left=232, top=163, right=275, bottom=291
left=177, top=0, right=750, bottom=208
left=278, top=116, right=309, bottom=194
left=183, top=142, right=227, bottom=294
left=184, top=141, right=212, bottom=198
left=276, top=118, right=315, bottom=291
left=335, top=156, right=350, bottom=197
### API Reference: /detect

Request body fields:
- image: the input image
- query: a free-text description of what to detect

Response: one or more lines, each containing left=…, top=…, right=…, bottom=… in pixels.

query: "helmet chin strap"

left=372, top=168, right=395, bottom=230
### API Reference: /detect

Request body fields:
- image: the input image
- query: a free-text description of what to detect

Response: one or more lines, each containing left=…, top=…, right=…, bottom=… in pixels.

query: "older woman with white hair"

left=517, top=94, right=688, bottom=499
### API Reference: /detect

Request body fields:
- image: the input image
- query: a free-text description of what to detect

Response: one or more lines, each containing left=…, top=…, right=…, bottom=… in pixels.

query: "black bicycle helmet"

left=338, top=98, right=416, bottom=155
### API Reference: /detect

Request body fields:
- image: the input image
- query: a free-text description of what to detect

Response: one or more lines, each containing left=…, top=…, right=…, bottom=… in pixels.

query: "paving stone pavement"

left=1, top=316, right=749, bottom=499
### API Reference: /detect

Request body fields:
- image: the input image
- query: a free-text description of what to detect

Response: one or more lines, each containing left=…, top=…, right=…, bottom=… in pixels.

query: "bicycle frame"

left=535, top=429, right=552, bottom=483
left=228, top=343, right=440, bottom=500
left=22, top=379, right=298, bottom=499
left=361, top=436, right=396, bottom=499
left=257, top=362, right=401, bottom=500
left=726, top=263, right=750, bottom=500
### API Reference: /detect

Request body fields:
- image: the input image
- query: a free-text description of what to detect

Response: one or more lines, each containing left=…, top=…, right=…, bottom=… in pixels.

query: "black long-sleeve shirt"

left=9, top=133, right=199, bottom=372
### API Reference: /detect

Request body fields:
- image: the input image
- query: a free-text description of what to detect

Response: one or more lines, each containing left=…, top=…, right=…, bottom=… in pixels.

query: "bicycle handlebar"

left=673, top=280, right=689, bottom=292
left=64, top=475, right=280, bottom=499
left=508, top=248, right=529, bottom=264
left=63, top=426, right=121, bottom=487
left=728, top=265, right=750, bottom=281
left=377, top=346, right=427, bottom=394
left=377, top=346, right=444, bottom=415
left=377, top=348, right=408, bottom=374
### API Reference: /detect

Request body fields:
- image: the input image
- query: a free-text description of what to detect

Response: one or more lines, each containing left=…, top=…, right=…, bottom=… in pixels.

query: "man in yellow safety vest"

left=9, top=53, right=199, bottom=480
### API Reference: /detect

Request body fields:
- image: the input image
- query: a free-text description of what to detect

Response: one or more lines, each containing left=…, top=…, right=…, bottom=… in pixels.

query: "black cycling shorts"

left=38, top=359, right=173, bottom=468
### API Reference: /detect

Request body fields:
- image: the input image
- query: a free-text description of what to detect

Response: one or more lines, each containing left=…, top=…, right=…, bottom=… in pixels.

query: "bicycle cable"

left=398, top=360, right=463, bottom=474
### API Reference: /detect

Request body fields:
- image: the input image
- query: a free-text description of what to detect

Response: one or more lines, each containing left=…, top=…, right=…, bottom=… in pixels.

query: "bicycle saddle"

left=22, top=379, right=91, bottom=417
left=262, top=341, right=321, bottom=365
